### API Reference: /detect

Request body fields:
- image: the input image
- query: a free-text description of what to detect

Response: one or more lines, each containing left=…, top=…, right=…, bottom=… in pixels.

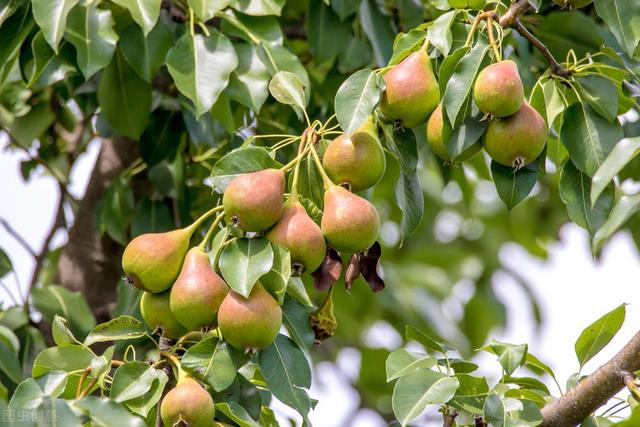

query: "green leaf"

left=358, top=0, right=393, bottom=67
left=210, top=146, right=283, bottom=191
left=110, top=362, right=168, bottom=416
left=28, top=31, right=76, bottom=88
left=486, top=340, right=528, bottom=377
left=64, top=4, right=118, bottom=79
left=578, top=75, right=618, bottom=123
left=559, top=160, right=614, bottom=236
left=427, top=10, right=457, bottom=56
left=52, top=315, right=79, bottom=346
left=84, top=316, right=146, bottom=346
left=382, top=125, right=418, bottom=174
left=386, top=349, right=436, bottom=382
left=258, top=44, right=310, bottom=95
left=9, top=378, right=43, bottom=409
left=0, top=0, right=21, bottom=27
left=0, top=248, right=12, bottom=278
left=331, top=0, right=361, bottom=20
left=559, top=103, right=623, bottom=177
left=181, top=337, right=236, bottom=392
left=32, top=345, right=95, bottom=399
left=286, top=277, right=314, bottom=308
left=307, top=0, right=351, bottom=63
left=575, top=304, right=626, bottom=368
left=32, top=0, right=78, bottom=52
left=219, top=238, right=274, bottom=298
left=483, top=393, right=507, bottom=427
left=282, top=297, right=315, bottom=350
left=0, top=341, right=23, bottom=384
left=215, top=402, right=260, bottom=427
left=334, top=68, right=385, bottom=134
left=530, top=78, right=565, bottom=129
left=226, top=43, right=270, bottom=112
left=120, top=19, right=173, bottom=82
left=392, top=369, right=459, bottom=426
left=290, top=156, right=324, bottom=208
left=31, top=285, right=96, bottom=339
left=259, top=334, right=312, bottom=417
left=394, top=171, right=424, bottom=240
left=524, top=353, right=558, bottom=385
left=388, top=29, right=426, bottom=66
left=268, top=70, right=307, bottom=111
left=593, top=0, right=640, bottom=57
left=98, top=174, right=135, bottom=244
left=166, top=29, right=238, bottom=117
left=35, top=371, right=68, bottom=398
left=591, top=137, right=640, bottom=205
left=228, top=0, right=286, bottom=16
left=593, top=194, right=640, bottom=253
left=74, top=396, right=145, bottom=427
left=188, top=0, right=229, bottom=21
left=0, top=2, right=34, bottom=70
left=405, top=325, right=446, bottom=354
left=442, top=110, right=487, bottom=160
left=438, top=46, right=468, bottom=95
left=111, top=0, right=160, bottom=36
left=491, top=161, right=538, bottom=210
left=261, top=243, right=291, bottom=304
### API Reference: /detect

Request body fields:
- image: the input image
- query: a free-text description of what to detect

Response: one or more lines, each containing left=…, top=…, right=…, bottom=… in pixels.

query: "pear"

left=321, top=186, right=379, bottom=254
left=266, top=198, right=326, bottom=275
left=426, top=104, right=481, bottom=162
left=380, top=49, right=439, bottom=128
left=322, top=118, right=386, bottom=191
left=217, top=282, right=282, bottom=351
left=122, top=228, right=192, bottom=293
left=160, top=377, right=214, bottom=427
left=223, top=168, right=285, bottom=232
left=473, top=60, right=524, bottom=118
left=553, top=0, right=592, bottom=8
left=483, top=103, right=547, bottom=168
left=170, top=247, right=229, bottom=331
left=140, top=291, right=188, bottom=339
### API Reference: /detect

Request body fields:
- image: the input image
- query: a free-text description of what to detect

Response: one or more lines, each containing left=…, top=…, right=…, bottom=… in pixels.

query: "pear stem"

left=309, top=142, right=334, bottom=191
left=187, top=206, right=224, bottom=235
left=197, top=213, right=226, bottom=251
left=464, top=12, right=484, bottom=47
left=280, top=144, right=311, bottom=173
left=161, top=351, right=187, bottom=383
left=290, top=129, right=312, bottom=196
left=486, top=16, right=502, bottom=61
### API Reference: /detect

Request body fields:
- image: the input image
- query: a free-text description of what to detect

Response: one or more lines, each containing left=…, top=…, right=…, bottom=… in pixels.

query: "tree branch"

left=540, top=330, right=640, bottom=426
left=0, top=217, right=36, bottom=257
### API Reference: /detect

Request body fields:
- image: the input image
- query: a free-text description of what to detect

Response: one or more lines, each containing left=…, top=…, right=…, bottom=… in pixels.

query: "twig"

left=443, top=410, right=457, bottom=427
left=0, top=218, right=36, bottom=257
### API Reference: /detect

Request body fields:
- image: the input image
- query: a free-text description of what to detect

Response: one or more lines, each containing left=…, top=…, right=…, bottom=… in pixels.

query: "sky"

left=1, top=133, right=639, bottom=426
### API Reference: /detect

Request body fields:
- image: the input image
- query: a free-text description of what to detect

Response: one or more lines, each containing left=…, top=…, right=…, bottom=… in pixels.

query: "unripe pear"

left=322, top=118, right=386, bottom=191
left=321, top=186, right=379, bottom=254
left=483, top=103, right=547, bottom=168
left=426, top=104, right=481, bottom=162
left=122, top=228, right=193, bottom=293
left=140, top=291, right=188, bottom=339
left=223, top=169, right=285, bottom=232
left=218, top=282, right=282, bottom=351
left=553, top=0, right=592, bottom=8
left=380, top=50, right=440, bottom=128
left=266, top=198, right=326, bottom=275
left=160, top=378, right=214, bottom=427
left=170, top=247, right=229, bottom=331
left=473, top=60, right=524, bottom=118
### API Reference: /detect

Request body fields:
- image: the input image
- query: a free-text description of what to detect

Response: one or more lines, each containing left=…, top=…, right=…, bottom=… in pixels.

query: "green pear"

left=322, top=118, right=386, bottom=191
left=170, top=247, right=228, bottom=331
left=473, top=60, right=524, bottom=118
left=140, top=291, right=188, bottom=339
left=218, top=282, right=282, bottom=351
left=160, top=377, right=214, bottom=427
left=223, top=168, right=285, bottom=232
left=122, top=228, right=193, bottom=293
left=426, top=104, right=482, bottom=162
left=483, top=103, right=547, bottom=168
left=266, top=198, right=326, bottom=275
left=553, top=0, right=592, bottom=8
left=380, top=49, right=440, bottom=128
left=321, top=185, right=379, bottom=254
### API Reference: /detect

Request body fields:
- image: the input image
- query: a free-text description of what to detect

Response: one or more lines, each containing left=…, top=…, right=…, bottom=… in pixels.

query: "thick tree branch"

left=540, top=330, right=640, bottom=426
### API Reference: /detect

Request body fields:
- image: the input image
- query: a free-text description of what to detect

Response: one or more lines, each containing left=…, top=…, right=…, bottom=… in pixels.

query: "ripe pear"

left=322, top=118, right=386, bottom=191
left=473, top=60, right=524, bottom=118
left=170, top=247, right=228, bottom=331
left=160, top=377, right=214, bottom=427
left=380, top=49, right=439, bottom=128
left=223, top=168, right=285, bottom=232
left=426, top=104, right=481, bottom=162
left=483, top=103, right=547, bottom=168
left=218, top=282, right=282, bottom=351
left=266, top=198, right=326, bottom=274
left=140, top=291, right=188, bottom=339
left=122, top=228, right=193, bottom=293
left=553, top=0, right=592, bottom=8
left=321, top=185, right=379, bottom=254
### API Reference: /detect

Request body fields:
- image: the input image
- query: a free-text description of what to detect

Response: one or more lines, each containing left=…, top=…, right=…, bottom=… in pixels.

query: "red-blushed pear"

left=160, top=377, right=214, bottom=427
left=380, top=49, right=439, bottom=128
left=122, top=228, right=193, bottom=293
left=321, top=185, right=379, bottom=254
left=473, top=60, right=524, bottom=118
left=217, top=282, right=282, bottom=351
left=223, top=168, right=285, bottom=232
left=426, top=104, right=482, bottom=162
left=266, top=197, right=326, bottom=275
left=483, top=103, right=547, bottom=169
left=170, top=247, right=228, bottom=331
left=140, top=291, right=188, bottom=339
left=322, top=117, right=386, bottom=192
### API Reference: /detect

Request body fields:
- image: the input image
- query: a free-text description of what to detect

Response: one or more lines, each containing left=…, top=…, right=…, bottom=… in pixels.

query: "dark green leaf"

left=120, top=19, right=173, bottom=82
left=427, top=10, right=457, bottom=56
left=219, top=237, right=274, bottom=297
left=578, top=75, right=618, bottom=123
left=334, top=68, right=385, bottom=134
left=32, top=0, right=78, bottom=52
left=226, top=43, right=270, bottom=112
left=228, top=0, right=286, bottom=16
left=358, top=0, right=394, bottom=67
left=491, top=161, right=537, bottom=210
left=593, top=0, right=640, bottom=57
left=210, top=146, right=283, bottom=191
left=181, top=337, right=236, bottom=392
left=110, top=362, right=167, bottom=417
left=394, top=171, right=424, bottom=240
left=282, top=297, right=314, bottom=350
left=307, top=0, right=351, bottom=63
left=187, top=0, right=229, bottom=21
left=111, top=0, right=160, bottom=36
left=575, top=304, right=626, bottom=368
left=98, top=174, right=135, bottom=245
left=84, top=316, right=146, bottom=346
left=0, top=248, right=12, bottom=278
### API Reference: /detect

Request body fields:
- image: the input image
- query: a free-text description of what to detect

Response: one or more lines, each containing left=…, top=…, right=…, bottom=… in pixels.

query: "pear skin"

left=322, top=118, right=386, bottom=191
left=266, top=198, right=326, bottom=274
left=122, top=228, right=192, bottom=293
left=140, top=291, right=188, bottom=339
left=321, top=186, right=379, bottom=254
left=218, top=282, right=282, bottom=351
left=223, top=168, right=285, bottom=232
left=170, top=247, right=229, bottom=331
left=473, top=60, right=524, bottom=118
left=160, top=377, right=214, bottom=427
left=426, top=104, right=481, bottom=162
left=483, top=103, right=547, bottom=168
left=380, top=50, right=439, bottom=128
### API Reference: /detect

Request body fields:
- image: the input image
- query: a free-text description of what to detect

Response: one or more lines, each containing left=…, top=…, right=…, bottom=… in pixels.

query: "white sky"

left=1, top=135, right=639, bottom=426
